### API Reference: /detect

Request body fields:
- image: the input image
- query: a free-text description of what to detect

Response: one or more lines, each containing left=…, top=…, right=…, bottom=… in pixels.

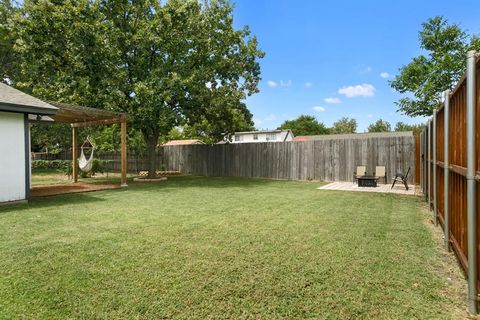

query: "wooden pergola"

left=48, top=102, right=128, bottom=186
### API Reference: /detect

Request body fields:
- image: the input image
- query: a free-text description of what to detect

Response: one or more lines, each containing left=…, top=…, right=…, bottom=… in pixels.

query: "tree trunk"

left=144, top=132, right=159, bottom=179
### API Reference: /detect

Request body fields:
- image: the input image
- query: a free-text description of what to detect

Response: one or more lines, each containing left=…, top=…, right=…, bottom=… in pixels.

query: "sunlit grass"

left=0, top=176, right=460, bottom=319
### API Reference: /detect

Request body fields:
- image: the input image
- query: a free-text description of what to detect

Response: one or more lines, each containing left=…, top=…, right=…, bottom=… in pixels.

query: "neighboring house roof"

left=293, top=131, right=413, bottom=141
left=0, top=83, right=58, bottom=115
left=163, top=139, right=205, bottom=146
left=233, top=129, right=292, bottom=135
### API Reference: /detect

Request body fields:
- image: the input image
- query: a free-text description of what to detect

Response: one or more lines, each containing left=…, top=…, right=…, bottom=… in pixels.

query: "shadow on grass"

left=0, top=193, right=106, bottom=214
left=128, top=175, right=302, bottom=191
left=1, top=176, right=316, bottom=214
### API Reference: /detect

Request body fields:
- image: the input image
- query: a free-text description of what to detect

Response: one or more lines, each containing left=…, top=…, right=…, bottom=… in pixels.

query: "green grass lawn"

left=0, top=176, right=463, bottom=319
left=31, top=169, right=135, bottom=186
left=31, top=169, right=71, bottom=186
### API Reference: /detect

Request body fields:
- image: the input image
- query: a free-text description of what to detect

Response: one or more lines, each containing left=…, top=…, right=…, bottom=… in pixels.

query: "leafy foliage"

left=0, top=0, right=18, bottom=82
left=278, top=115, right=329, bottom=136
left=7, top=0, right=264, bottom=177
left=367, top=119, right=391, bottom=133
left=394, top=122, right=425, bottom=135
left=391, top=16, right=480, bottom=117
left=32, top=160, right=71, bottom=171
left=30, top=123, right=71, bottom=153
left=331, top=117, right=357, bottom=134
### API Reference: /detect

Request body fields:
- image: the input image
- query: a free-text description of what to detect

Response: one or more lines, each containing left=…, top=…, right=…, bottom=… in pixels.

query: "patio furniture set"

left=353, top=166, right=410, bottom=190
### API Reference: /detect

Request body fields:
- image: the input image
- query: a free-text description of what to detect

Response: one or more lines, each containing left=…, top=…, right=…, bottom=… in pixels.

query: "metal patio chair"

left=391, top=167, right=411, bottom=190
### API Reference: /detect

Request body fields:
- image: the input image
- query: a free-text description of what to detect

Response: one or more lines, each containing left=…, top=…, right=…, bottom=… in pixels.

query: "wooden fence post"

left=427, top=120, right=431, bottom=210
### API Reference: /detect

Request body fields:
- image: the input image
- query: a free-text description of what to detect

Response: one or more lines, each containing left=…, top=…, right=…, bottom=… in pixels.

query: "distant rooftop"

left=234, top=129, right=292, bottom=135
left=163, top=139, right=205, bottom=146
left=293, top=131, right=413, bottom=142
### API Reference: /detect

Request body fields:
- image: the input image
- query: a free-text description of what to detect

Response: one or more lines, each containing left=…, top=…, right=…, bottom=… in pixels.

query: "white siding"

left=231, top=131, right=293, bottom=143
left=0, top=112, right=26, bottom=202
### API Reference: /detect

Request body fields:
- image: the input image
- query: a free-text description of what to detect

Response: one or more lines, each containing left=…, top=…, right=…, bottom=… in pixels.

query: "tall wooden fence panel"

left=420, top=54, right=480, bottom=301
left=159, top=133, right=415, bottom=183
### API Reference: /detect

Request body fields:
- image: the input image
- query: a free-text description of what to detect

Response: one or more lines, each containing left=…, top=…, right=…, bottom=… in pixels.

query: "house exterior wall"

left=0, top=111, right=26, bottom=203
left=232, top=131, right=293, bottom=143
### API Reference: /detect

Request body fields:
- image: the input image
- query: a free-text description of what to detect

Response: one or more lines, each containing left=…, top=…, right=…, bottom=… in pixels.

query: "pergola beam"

left=70, top=118, right=124, bottom=128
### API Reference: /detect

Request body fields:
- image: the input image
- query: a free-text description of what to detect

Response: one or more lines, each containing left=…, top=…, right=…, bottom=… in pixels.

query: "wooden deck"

left=318, top=181, right=416, bottom=195
left=30, top=182, right=119, bottom=198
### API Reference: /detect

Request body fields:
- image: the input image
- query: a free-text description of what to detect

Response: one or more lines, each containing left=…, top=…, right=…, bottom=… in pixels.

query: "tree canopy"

left=367, top=119, right=391, bottom=133
left=394, top=122, right=424, bottom=135
left=391, top=16, right=480, bottom=117
left=5, top=0, right=264, bottom=177
left=331, top=117, right=357, bottom=134
left=278, top=115, right=329, bottom=136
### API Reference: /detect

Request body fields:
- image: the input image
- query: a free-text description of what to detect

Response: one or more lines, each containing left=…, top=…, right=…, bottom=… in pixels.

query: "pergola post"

left=72, top=127, right=78, bottom=183
left=121, top=116, right=128, bottom=187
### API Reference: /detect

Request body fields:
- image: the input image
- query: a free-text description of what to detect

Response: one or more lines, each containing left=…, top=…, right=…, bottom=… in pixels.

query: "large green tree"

left=278, top=115, right=329, bottom=136
left=391, top=16, right=480, bottom=117
left=0, top=0, right=18, bottom=82
left=330, top=117, right=357, bottom=134
left=8, top=0, right=263, bottom=177
left=367, top=119, right=391, bottom=133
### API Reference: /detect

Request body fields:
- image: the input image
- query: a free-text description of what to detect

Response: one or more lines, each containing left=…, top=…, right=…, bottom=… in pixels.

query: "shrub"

left=32, top=159, right=111, bottom=178
left=32, top=160, right=71, bottom=171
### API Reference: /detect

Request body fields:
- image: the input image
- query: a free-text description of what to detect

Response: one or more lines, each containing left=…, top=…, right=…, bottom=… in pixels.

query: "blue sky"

left=233, top=0, right=480, bottom=132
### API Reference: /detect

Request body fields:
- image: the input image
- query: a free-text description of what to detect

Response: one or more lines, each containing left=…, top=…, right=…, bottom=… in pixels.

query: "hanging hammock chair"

left=79, top=137, right=95, bottom=173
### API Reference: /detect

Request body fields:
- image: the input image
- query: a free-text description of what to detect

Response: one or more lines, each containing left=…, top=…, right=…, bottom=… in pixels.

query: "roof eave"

left=0, top=102, right=58, bottom=116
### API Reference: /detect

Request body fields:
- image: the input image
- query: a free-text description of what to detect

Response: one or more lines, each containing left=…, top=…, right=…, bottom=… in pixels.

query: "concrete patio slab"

left=317, top=181, right=415, bottom=195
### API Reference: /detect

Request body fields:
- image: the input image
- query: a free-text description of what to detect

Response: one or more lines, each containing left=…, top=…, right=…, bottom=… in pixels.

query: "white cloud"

left=367, top=114, right=373, bottom=118
left=304, top=82, right=312, bottom=88
left=338, top=84, right=375, bottom=98
left=380, top=72, right=390, bottom=79
left=267, top=80, right=278, bottom=88
left=324, top=97, right=341, bottom=104
left=366, top=66, right=373, bottom=72
left=280, top=80, right=292, bottom=87
left=313, top=106, right=326, bottom=112
left=253, top=117, right=262, bottom=125
left=264, top=113, right=277, bottom=121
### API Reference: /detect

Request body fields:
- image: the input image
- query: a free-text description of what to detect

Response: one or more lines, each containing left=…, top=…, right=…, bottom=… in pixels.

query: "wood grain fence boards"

left=85, top=133, right=414, bottom=184
left=421, top=57, right=480, bottom=291
left=415, top=135, right=420, bottom=184
left=151, top=133, right=415, bottom=183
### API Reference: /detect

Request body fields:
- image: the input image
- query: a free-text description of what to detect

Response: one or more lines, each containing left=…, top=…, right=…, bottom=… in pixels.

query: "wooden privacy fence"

left=58, top=133, right=415, bottom=183
left=420, top=51, right=480, bottom=313
left=159, top=132, right=415, bottom=183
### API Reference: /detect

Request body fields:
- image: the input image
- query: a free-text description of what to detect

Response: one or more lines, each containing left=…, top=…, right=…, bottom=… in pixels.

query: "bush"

left=32, top=159, right=111, bottom=178
left=32, top=160, right=71, bottom=171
